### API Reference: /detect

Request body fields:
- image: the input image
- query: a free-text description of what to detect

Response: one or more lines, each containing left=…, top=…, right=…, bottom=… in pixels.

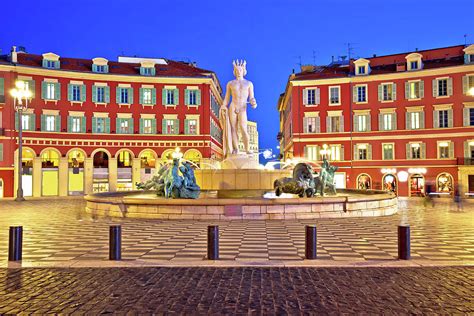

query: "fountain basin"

left=84, top=189, right=397, bottom=220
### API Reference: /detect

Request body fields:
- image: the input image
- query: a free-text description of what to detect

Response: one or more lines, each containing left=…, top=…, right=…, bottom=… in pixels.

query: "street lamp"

left=10, top=80, right=32, bottom=202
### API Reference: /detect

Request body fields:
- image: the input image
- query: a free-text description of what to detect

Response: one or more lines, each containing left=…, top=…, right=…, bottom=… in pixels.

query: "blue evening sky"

left=2, top=0, right=473, bottom=156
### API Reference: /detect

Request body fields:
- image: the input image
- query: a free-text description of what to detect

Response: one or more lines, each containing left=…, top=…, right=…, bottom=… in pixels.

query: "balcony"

left=457, top=157, right=474, bottom=166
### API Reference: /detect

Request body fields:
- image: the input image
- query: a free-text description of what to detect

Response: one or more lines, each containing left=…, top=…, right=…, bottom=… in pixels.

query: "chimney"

left=415, top=48, right=418, bottom=52
left=373, top=54, right=377, bottom=57
left=11, top=46, right=17, bottom=63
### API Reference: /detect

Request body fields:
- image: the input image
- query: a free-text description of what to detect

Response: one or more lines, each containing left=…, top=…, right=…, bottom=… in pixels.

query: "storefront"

left=382, top=174, right=398, bottom=194
left=68, top=149, right=85, bottom=195
left=436, top=173, right=453, bottom=194
left=357, top=174, right=371, bottom=190
left=140, top=150, right=156, bottom=183
left=92, top=151, right=109, bottom=193
left=117, top=150, right=133, bottom=191
left=41, top=149, right=60, bottom=196
left=409, top=174, right=425, bottom=197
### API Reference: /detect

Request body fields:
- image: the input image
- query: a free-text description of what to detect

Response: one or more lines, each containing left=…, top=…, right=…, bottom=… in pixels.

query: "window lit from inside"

left=71, top=117, right=81, bottom=133
left=383, top=144, right=394, bottom=160
left=357, top=145, right=368, bottom=160
left=143, top=119, right=152, bottom=134
left=438, top=142, right=450, bottom=158
left=409, top=82, right=420, bottom=99
left=46, top=116, right=55, bottom=132
left=410, top=144, right=421, bottom=159
left=383, top=84, right=393, bottom=101
left=143, top=89, right=152, bottom=104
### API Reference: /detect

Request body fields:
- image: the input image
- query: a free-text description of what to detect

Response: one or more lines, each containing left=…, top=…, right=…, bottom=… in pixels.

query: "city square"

left=1, top=0, right=474, bottom=313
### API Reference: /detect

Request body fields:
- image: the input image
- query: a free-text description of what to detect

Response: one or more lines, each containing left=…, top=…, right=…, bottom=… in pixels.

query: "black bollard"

left=305, top=225, right=317, bottom=259
left=8, top=226, right=23, bottom=261
left=398, top=225, right=410, bottom=260
left=207, top=225, right=219, bottom=260
left=109, top=225, right=122, bottom=260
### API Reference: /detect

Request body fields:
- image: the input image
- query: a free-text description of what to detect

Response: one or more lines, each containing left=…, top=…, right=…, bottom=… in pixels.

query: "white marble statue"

left=219, top=60, right=257, bottom=157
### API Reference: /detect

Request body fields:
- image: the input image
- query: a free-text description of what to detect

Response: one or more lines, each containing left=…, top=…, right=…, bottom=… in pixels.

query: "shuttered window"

left=163, top=89, right=179, bottom=105
left=185, top=89, right=201, bottom=106
left=382, top=144, right=394, bottom=160
left=139, top=118, right=156, bottom=134
left=0, top=144, right=3, bottom=161
left=139, top=88, right=156, bottom=105
left=92, top=117, right=110, bottom=133
left=303, top=117, right=320, bottom=133
left=42, top=82, right=61, bottom=100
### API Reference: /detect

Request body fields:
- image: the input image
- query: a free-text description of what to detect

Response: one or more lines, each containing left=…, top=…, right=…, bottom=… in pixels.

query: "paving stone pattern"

left=0, top=198, right=473, bottom=262
left=0, top=267, right=472, bottom=314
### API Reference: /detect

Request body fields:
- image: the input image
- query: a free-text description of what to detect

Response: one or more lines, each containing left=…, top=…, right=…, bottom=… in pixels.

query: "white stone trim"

left=304, top=111, right=319, bottom=117
left=164, top=85, right=177, bottom=89
left=163, top=114, right=178, bottom=119
left=406, top=106, right=424, bottom=112
left=327, top=110, right=342, bottom=117
left=68, top=111, right=85, bottom=117
left=93, top=112, right=109, bottom=118
left=118, top=83, right=131, bottom=88
left=140, top=114, right=156, bottom=119
left=94, top=82, right=108, bottom=87
left=141, top=84, right=154, bottom=88
left=186, top=86, right=199, bottom=90
left=92, top=57, right=108, bottom=65
left=70, top=80, right=84, bottom=85
left=117, top=113, right=133, bottom=118
left=42, top=109, right=60, bottom=115
left=42, top=52, right=60, bottom=61
left=379, top=108, right=396, bottom=113
left=433, top=103, right=453, bottom=110
left=44, top=78, right=58, bottom=83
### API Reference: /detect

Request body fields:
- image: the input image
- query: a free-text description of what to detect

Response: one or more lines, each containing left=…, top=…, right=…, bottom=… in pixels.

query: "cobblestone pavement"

left=0, top=198, right=473, bottom=264
left=0, top=267, right=472, bottom=314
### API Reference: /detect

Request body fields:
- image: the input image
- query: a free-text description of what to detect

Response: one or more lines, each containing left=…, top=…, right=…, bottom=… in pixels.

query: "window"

left=21, top=114, right=30, bottom=130
left=42, top=82, right=59, bottom=100
left=410, top=143, right=421, bottom=159
left=304, top=116, right=319, bottom=133
left=304, top=145, right=319, bottom=161
left=304, top=88, right=319, bottom=105
left=467, top=108, right=474, bottom=126
left=43, top=59, right=59, bottom=69
left=438, top=142, right=451, bottom=159
left=358, top=66, right=365, bottom=74
left=165, top=90, right=176, bottom=105
left=327, top=115, right=343, bottom=133
left=407, top=111, right=422, bottom=129
left=141, top=67, right=154, bottom=76
left=356, top=86, right=367, bottom=102
left=118, top=119, right=131, bottom=134
left=381, top=84, right=394, bottom=101
left=97, top=87, right=105, bottom=103
left=95, top=65, right=107, bottom=73
left=189, top=90, right=197, bottom=105
left=410, top=61, right=418, bottom=70
left=118, top=88, right=131, bottom=104
left=187, top=119, right=198, bottom=135
left=46, top=116, right=55, bottom=132
left=164, top=119, right=177, bottom=134
left=143, top=119, right=153, bottom=134
left=437, top=79, right=448, bottom=97
left=438, top=110, right=449, bottom=128
left=329, top=86, right=340, bottom=104
left=46, top=60, right=55, bottom=68
left=329, top=145, right=342, bottom=161
left=354, top=114, right=369, bottom=132
left=71, top=85, right=81, bottom=102
left=464, top=75, right=474, bottom=95
left=355, top=144, right=369, bottom=160
left=142, top=89, right=152, bottom=104
left=383, top=144, right=394, bottom=160
left=94, top=117, right=106, bottom=133
left=71, top=117, right=82, bottom=133
left=379, top=113, right=394, bottom=131
left=407, top=81, right=422, bottom=99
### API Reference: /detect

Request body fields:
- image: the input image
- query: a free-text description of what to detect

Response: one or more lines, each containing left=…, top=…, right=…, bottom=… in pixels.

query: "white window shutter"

left=449, top=142, right=454, bottom=159
left=448, top=109, right=453, bottom=128
left=315, top=88, right=320, bottom=105
left=392, top=113, right=397, bottom=130
left=315, top=117, right=321, bottom=133
left=464, top=141, right=470, bottom=159
left=366, top=114, right=371, bottom=132
left=405, top=82, right=410, bottom=99
left=303, top=89, right=308, bottom=105
left=304, top=146, right=309, bottom=159
left=432, top=79, right=438, bottom=97
left=303, top=117, right=308, bottom=133
left=406, top=143, right=411, bottom=159
left=405, top=112, right=410, bottom=130
left=464, top=108, right=470, bottom=126
left=326, top=116, right=331, bottom=133
left=420, top=112, right=425, bottom=129
left=392, top=83, right=397, bottom=100
left=419, top=81, right=425, bottom=98
left=462, top=76, right=468, bottom=94
left=378, top=84, right=383, bottom=101
left=421, top=143, right=426, bottom=159
left=447, top=78, right=453, bottom=96
left=340, top=145, right=344, bottom=161
left=433, top=110, right=439, bottom=128
left=378, top=113, right=383, bottom=131
left=353, top=115, right=359, bottom=131
left=367, top=144, right=372, bottom=160
left=352, top=86, right=358, bottom=102
left=339, top=115, right=344, bottom=132
left=353, top=145, right=358, bottom=160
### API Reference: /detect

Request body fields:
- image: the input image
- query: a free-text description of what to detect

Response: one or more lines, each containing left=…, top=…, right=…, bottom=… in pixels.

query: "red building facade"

left=278, top=44, right=474, bottom=197
left=0, top=47, right=223, bottom=198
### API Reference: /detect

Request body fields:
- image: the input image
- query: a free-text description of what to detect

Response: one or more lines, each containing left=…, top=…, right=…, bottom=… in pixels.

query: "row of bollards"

left=7, top=224, right=411, bottom=261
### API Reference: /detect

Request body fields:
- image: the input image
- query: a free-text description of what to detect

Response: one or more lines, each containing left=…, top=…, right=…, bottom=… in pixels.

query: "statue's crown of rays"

left=233, top=59, right=246, bottom=69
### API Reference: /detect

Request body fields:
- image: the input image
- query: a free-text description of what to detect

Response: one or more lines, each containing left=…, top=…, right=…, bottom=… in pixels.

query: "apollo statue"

left=219, top=60, right=257, bottom=157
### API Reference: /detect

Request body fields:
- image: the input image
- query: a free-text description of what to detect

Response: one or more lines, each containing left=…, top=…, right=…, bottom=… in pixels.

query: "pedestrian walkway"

left=0, top=198, right=473, bottom=266
left=0, top=267, right=472, bottom=314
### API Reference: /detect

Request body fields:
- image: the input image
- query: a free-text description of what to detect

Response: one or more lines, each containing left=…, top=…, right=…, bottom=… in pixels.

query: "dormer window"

left=354, top=58, right=370, bottom=76
left=139, top=61, right=156, bottom=76
left=92, top=57, right=109, bottom=73
left=463, top=44, right=474, bottom=64
left=42, top=53, right=60, bottom=69
left=406, top=53, right=423, bottom=71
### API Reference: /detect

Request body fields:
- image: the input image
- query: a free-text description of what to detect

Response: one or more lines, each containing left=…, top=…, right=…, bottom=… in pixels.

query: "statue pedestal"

left=221, top=153, right=260, bottom=169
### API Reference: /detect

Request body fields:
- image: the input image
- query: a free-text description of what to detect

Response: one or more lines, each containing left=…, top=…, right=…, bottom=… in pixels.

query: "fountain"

left=85, top=60, right=397, bottom=219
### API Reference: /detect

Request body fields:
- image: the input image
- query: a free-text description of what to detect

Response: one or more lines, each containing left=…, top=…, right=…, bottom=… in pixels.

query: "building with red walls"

left=278, top=44, right=474, bottom=197
left=0, top=47, right=224, bottom=198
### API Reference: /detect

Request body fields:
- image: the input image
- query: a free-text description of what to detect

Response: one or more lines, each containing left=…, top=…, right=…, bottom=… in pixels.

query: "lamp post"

left=10, top=81, right=31, bottom=202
